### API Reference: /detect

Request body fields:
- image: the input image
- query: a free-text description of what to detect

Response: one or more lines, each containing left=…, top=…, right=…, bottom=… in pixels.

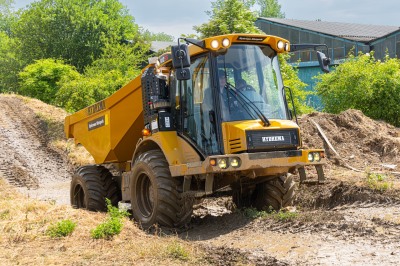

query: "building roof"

left=259, top=18, right=400, bottom=43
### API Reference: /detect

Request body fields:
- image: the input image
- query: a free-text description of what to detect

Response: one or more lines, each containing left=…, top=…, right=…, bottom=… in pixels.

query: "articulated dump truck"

left=65, top=34, right=330, bottom=228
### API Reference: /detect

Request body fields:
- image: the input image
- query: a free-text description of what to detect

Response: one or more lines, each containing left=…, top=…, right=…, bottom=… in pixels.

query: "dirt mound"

left=299, top=109, right=400, bottom=171
left=0, top=95, right=72, bottom=204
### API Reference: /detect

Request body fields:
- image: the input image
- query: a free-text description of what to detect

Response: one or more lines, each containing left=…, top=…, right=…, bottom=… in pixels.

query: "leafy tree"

left=0, top=32, right=21, bottom=92
left=194, top=0, right=261, bottom=38
left=19, top=59, right=80, bottom=104
left=0, top=0, right=16, bottom=35
left=142, top=30, right=174, bottom=42
left=12, top=0, right=142, bottom=72
left=315, top=52, right=400, bottom=126
left=257, top=0, right=285, bottom=18
left=56, top=40, right=150, bottom=112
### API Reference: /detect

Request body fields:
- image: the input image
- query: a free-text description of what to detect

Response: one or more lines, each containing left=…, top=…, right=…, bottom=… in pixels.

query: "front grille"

left=229, top=138, right=242, bottom=151
left=246, top=129, right=299, bottom=151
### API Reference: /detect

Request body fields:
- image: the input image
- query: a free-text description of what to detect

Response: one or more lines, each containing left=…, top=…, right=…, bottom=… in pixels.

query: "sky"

left=13, top=0, right=400, bottom=40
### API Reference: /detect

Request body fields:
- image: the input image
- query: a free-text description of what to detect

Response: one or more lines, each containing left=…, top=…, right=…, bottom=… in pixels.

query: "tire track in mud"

left=0, top=96, right=71, bottom=204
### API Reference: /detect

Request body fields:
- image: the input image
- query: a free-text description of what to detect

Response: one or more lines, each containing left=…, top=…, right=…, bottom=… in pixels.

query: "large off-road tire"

left=70, top=165, right=121, bottom=211
left=254, top=174, right=296, bottom=211
left=130, top=150, right=193, bottom=229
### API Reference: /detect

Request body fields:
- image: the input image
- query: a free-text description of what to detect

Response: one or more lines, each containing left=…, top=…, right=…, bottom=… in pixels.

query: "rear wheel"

left=130, top=150, right=193, bottom=229
left=70, top=165, right=121, bottom=211
left=254, top=174, right=296, bottom=211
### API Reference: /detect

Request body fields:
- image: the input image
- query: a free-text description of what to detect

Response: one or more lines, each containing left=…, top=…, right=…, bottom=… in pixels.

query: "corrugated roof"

left=259, top=18, right=400, bottom=43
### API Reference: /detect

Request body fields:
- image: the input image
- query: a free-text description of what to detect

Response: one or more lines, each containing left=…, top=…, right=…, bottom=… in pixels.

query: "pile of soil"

left=299, top=109, right=400, bottom=172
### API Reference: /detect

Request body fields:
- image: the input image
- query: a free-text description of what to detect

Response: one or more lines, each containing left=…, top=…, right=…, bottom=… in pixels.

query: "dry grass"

left=0, top=179, right=207, bottom=265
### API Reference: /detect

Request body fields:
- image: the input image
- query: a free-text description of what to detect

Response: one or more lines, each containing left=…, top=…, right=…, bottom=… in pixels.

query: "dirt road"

left=1, top=94, right=400, bottom=265
left=0, top=96, right=71, bottom=204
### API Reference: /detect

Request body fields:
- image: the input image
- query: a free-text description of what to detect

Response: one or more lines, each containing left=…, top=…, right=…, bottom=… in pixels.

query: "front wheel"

left=254, top=174, right=296, bottom=211
left=130, top=150, right=193, bottom=229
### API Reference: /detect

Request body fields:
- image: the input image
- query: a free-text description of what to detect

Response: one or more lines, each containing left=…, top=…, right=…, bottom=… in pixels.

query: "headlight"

left=314, top=152, right=321, bottom=162
left=211, top=40, right=219, bottom=49
left=222, top=38, right=230, bottom=47
left=308, top=153, right=314, bottom=162
left=218, top=158, right=228, bottom=169
left=277, top=40, right=284, bottom=50
left=284, top=42, right=289, bottom=51
left=229, top=157, right=241, bottom=168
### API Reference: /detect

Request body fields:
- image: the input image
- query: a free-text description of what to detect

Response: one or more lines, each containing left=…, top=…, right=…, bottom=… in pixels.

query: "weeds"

left=47, top=219, right=76, bottom=237
left=0, top=210, right=10, bottom=220
left=91, top=199, right=129, bottom=239
left=366, top=173, right=393, bottom=192
left=274, top=211, right=298, bottom=222
left=242, top=207, right=298, bottom=221
left=166, top=240, right=190, bottom=261
left=242, top=208, right=268, bottom=218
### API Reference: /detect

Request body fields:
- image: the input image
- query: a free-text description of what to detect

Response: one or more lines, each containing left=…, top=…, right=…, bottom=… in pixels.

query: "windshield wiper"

left=225, top=82, right=271, bottom=127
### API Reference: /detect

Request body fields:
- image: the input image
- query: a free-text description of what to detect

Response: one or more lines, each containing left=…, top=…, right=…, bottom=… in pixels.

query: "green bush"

left=0, top=32, right=21, bottom=93
left=56, top=42, right=146, bottom=112
left=90, top=199, right=129, bottom=240
left=47, top=219, right=77, bottom=238
left=315, top=52, right=400, bottom=127
left=18, top=59, right=80, bottom=104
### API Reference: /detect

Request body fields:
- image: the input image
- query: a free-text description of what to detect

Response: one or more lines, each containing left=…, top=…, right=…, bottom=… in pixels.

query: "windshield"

left=217, top=44, right=287, bottom=122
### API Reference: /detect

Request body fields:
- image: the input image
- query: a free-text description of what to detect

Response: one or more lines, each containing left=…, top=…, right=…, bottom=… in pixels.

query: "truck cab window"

left=179, top=55, right=219, bottom=155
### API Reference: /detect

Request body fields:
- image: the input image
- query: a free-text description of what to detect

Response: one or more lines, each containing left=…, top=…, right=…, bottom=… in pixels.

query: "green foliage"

left=279, top=54, right=314, bottom=114
left=273, top=210, right=298, bottom=222
left=315, top=52, right=400, bottom=126
left=47, top=219, right=76, bottom=238
left=242, top=207, right=298, bottom=221
left=0, top=31, right=21, bottom=92
left=366, top=173, right=393, bottom=192
left=166, top=241, right=190, bottom=261
left=142, top=29, right=174, bottom=42
left=242, top=208, right=268, bottom=218
left=90, top=199, right=129, bottom=240
left=18, top=59, right=80, bottom=104
left=56, top=40, right=149, bottom=112
left=12, top=0, right=142, bottom=72
left=0, top=0, right=16, bottom=35
left=194, top=0, right=261, bottom=38
left=257, top=0, right=285, bottom=18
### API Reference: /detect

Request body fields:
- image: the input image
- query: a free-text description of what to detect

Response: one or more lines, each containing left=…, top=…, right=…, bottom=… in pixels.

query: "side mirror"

left=171, top=44, right=191, bottom=80
left=317, top=51, right=331, bottom=73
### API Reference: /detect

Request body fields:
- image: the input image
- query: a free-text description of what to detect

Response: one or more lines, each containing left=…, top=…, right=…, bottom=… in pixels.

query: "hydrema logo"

left=262, top=136, right=285, bottom=142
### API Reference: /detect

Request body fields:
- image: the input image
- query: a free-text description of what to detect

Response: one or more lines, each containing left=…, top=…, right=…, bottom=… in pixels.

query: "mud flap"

left=316, top=165, right=325, bottom=184
left=298, top=165, right=325, bottom=184
left=298, top=167, right=306, bottom=183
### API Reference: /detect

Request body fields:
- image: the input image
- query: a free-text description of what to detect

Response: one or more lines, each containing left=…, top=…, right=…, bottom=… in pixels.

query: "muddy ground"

left=1, top=95, right=400, bottom=265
